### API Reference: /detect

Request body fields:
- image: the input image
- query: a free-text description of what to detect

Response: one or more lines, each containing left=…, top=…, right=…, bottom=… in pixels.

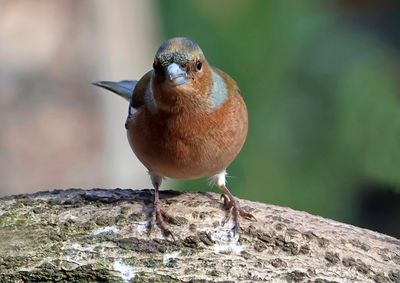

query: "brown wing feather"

left=130, top=70, right=153, bottom=109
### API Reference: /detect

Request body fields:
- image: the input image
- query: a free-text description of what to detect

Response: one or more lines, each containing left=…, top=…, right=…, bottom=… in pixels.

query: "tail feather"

left=92, top=80, right=137, bottom=101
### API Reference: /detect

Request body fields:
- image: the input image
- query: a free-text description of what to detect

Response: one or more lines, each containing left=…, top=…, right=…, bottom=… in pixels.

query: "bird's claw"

left=220, top=194, right=231, bottom=209
left=147, top=200, right=176, bottom=239
left=239, top=209, right=256, bottom=221
left=220, top=196, right=256, bottom=234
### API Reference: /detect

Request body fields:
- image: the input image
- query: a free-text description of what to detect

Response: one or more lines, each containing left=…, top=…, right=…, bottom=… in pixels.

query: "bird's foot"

left=220, top=194, right=256, bottom=233
left=147, top=199, right=176, bottom=239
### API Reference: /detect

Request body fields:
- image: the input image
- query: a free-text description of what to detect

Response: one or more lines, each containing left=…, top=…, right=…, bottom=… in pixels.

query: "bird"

left=93, top=37, right=254, bottom=236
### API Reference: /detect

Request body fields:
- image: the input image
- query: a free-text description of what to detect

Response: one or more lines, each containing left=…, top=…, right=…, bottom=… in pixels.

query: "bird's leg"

left=147, top=172, right=175, bottom=237
left=214, top=171, right=256, bottom=233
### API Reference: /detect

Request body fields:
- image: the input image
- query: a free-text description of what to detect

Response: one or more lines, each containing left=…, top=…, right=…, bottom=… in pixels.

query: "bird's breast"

left=126, top=94, right=247, bottom=179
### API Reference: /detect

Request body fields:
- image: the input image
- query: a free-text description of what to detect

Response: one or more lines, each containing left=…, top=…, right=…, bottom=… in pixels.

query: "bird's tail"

left=92, top=80, right=137, bottom=101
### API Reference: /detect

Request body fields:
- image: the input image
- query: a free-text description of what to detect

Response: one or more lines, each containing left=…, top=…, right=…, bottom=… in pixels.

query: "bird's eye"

left=196, top=60, right=202, bottom=71
left=153, top=61, right=163, bottom=73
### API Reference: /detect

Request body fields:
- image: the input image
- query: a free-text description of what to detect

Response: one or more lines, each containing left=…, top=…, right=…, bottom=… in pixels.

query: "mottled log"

left=0, top=189, right=399, bottom=282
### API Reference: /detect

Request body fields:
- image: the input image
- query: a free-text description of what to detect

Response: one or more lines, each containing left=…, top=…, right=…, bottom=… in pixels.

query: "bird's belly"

left=128, top=131, right=231, bottom=179
left=127, top=117, right=246, bottom=180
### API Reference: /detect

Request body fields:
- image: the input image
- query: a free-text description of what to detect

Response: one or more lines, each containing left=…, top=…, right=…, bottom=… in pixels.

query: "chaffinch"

left=93, top=37, right=254, bottom=236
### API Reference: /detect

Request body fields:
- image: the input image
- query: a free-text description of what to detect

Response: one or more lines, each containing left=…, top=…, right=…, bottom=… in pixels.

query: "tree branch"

left=0, top=189, right=399, bottom=282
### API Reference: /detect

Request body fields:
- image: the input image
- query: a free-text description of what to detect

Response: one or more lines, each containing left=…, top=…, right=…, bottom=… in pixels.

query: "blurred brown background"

left=0, top=0, right=399, bottom=238
left=0, top=0, right=158, bottom=195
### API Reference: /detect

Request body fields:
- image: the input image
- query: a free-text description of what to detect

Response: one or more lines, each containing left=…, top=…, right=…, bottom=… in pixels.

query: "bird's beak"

left=92, top=80, right=136, bottom=100
left=166, top=63, right=188, bottom=85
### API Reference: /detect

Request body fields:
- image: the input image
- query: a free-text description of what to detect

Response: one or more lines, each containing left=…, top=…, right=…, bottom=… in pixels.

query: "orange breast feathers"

left=126, top=70, right=248, bottom=179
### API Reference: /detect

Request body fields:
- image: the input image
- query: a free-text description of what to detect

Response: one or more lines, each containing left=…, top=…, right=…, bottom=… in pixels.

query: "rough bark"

left=0, top=189, right=398, bottom=283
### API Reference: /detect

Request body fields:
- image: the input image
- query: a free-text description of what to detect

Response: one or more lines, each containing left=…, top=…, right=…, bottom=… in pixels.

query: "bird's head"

left=151, top=37, right=214, bottom=113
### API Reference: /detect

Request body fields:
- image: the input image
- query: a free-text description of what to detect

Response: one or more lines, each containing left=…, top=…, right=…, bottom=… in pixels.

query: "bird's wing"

left=212, top=67, right=241, bottom=96
left=131, top=70, right=153, bottom=109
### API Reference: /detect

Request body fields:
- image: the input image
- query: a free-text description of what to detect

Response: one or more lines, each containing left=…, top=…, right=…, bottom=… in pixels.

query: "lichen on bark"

left=0, top=189, right=399, bottom=282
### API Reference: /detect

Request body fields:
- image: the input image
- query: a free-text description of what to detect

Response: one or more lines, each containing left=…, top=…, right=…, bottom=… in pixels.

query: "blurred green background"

left=0, top=0, right=398, bottom=238
left=159, top=0, right=400, bottom=237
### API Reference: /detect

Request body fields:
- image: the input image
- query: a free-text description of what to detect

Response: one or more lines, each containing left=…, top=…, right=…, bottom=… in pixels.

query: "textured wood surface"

left=0, top=189, right=399, bottom=282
